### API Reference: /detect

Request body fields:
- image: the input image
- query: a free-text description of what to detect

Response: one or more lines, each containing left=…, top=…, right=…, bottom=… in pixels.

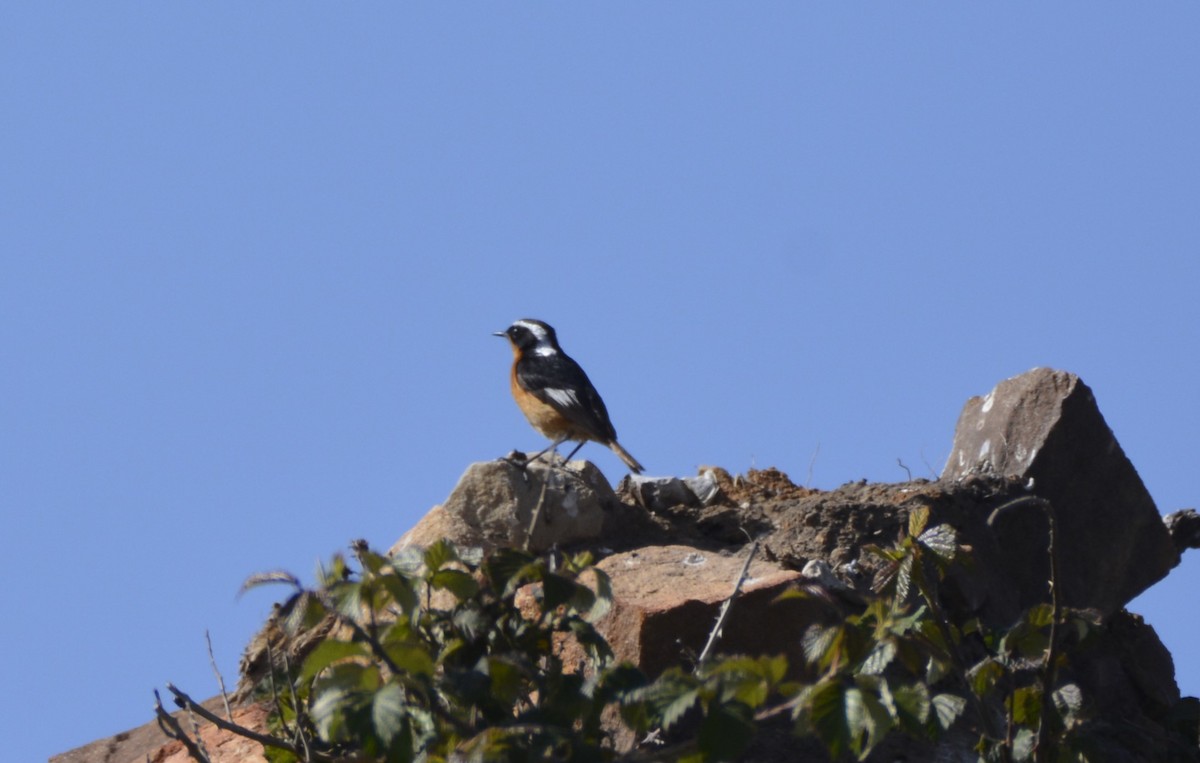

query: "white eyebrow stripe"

left=513, top=320, right=549, bottom=342
left=543, top=388, right=580, bottom=409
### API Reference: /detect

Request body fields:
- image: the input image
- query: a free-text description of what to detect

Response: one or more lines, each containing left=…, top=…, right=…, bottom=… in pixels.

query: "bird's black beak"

left=492, top=330, right=508, bottom=338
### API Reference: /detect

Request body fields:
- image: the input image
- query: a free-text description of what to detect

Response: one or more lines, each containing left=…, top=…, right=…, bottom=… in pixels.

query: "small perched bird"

left=495, top=318, right=644, bottom=474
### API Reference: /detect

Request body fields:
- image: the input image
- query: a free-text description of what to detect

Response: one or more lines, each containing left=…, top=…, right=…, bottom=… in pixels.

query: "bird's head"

left=494, top=319, right=561, bottom=357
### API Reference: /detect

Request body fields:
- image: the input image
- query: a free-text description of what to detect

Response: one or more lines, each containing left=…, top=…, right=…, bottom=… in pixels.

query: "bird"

left=494, top=318, right=644, bottom=474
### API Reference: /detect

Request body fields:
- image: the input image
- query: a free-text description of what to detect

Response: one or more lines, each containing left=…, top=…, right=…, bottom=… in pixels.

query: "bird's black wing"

left=516, top=352, right=618, bottom=442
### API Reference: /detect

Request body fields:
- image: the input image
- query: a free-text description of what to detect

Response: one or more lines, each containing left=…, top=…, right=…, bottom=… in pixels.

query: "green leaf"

left=968, top=657, right=1005, bottom=699
left=328, top=579, right=365, bottom=620
left=1053, top=682, right=1084, bottom=719
left=423, top=539, right=460, bottom=574
left=896, top=556, right=914, bottom=602
left=310, top=682, right=355, bottom=742
left=299, top=640, right=372, bottom=685
left=485, top=656, right=528, bottom=707
left=595, top=663, right=649, bottom=705
left=860, top=640, right=897, bottom=675
left=262, top=746, right=299, bottom=763
left=806, top=679, right=851, bottom=760
left=1012, top=727, right=1036, bottom=760
left=567, top=618, right=615, bottom=665
left=633, top=670, right=701, bottom=730
left=925, top=654, right=951, bottom=685
left=1009, top=685, right=1042, bottom=726
left=918, top=524, right=958, bottom=562
left=378, top=571, right=419, bottom=615
left=429, top=568, right=479, bottom=601
left=282, top=591, right=328, bottom=636
left=661, top=686, right=700, bottom=730
left=356, top=547, right=389, bottom=576
left=385, top=642, right=435, bottom=680
left=864, top=544, right=905, bottom=564
left=540, top=572, right=577, bottom=610
left=389, top=547, right=425, bottom=576
left=802, top=623, right=843, bottom=669
left=845, top=685, right=894, bottom=760
left=583, top=567, right=613, bottom=622
left=697, top=703, right=755, bottom=762
left=318, top=554, right=350, bottom=588
left=1024, top=602, right=1055, bottom=628
left=309, top=667, right=374, bottom=743
left=891, top=682, right=931, bottom=729
left=483, top=547, right=537, bottom=591
left=909, top=505, right=930, bottom=537
left=372, top=682, right=408, bottom=745
left=932, top=693, right=966, bottom=730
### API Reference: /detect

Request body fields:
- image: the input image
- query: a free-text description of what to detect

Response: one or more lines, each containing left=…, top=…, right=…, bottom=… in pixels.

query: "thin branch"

left=283, top=651, right=314, bottom=762
left=205, top=630, right=232, bottom=723
left=806, top=443, right=820, bottom=488
left=154, top=689, right=210, bottom=763
left=183, top=703, right=212, bottom=762
left=697, top=540, right=759, bottom=667
left=988, top=495, right=1063, bottom=763
left=164, top=682, right=336, bottom=763
left=524, top=471, right=552, bottom=552
left=264, top=638, right=292, bottom=740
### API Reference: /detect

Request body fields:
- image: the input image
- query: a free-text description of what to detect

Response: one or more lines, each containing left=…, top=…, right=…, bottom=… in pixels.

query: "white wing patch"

left=543, top=388, right=581, bottom=410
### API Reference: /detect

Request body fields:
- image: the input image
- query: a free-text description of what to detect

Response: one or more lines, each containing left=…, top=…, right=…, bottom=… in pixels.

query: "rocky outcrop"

left=53, top=368, right=1196, bottom=763
left=942, top=367, right=1179, bottom=615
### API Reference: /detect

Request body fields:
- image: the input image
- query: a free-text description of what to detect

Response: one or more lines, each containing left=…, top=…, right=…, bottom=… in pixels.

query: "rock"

left=1165, top=508, right=1200, bottom=552
left=942, top=368, right=1179, bottom=615
left=621, top=469, right=724, bottom=511
left=50, top=697, right=268, bottom=763
left=586, top=545, right=834, bottom=679
left=389, top=453, right=617, bottom=555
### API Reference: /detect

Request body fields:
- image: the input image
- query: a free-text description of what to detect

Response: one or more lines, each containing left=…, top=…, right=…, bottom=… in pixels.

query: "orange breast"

left=510, top=364, right=586, bottom=440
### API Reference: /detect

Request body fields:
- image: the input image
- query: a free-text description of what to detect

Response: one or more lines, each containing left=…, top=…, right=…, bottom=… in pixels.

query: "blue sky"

left=4, top=5, right=1199, bottom=761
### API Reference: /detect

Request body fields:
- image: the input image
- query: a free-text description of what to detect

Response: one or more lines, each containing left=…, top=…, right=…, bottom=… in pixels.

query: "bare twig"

left=696, top=540, right=760, bottom=667
left=524, top=471, right=552, bottom=552
left=806, top=443, right=820, bottom=488
left=205, top=630, right=233, bottom=723
left=897, top=458, right=912, bottom=481
left=164, top=683, right=335, bottom=763
left=283, top=651, right=314, bottom=762
left=265, top=638, right=289, bottom=736
left=183, top=702, right=212, bottom=762
left=154, top=689, right=210, bottom=763
left=988, top=495, right=1063, bottom=763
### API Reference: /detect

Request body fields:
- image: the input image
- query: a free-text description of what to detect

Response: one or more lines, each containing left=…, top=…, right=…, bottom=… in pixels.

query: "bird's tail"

left=607, top=440, right=644, bottom=474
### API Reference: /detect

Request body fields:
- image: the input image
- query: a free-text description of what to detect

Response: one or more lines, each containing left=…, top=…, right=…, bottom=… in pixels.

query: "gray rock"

left=390, top=452, right=616, bottom=555
left=942, top=367, right=1178, bottom=615
left=622, top=469, right=723, bottom=511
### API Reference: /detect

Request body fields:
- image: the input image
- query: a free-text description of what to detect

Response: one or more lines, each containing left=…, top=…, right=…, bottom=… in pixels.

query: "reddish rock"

left=590, top=545, right=833, bottom=678
left=51, top=698, right=269, bottom=763
left=942, top=368, right=1178, bottom=615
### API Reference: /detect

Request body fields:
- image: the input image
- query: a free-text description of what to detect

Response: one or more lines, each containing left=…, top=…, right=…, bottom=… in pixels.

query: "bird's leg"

left=528, top=436, right=569, bottom=467
left=561, top=440, right=586, bottom=464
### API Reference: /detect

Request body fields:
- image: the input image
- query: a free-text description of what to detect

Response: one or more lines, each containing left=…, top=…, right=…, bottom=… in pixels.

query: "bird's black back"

left=516, top=351, right=618, bottom=442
